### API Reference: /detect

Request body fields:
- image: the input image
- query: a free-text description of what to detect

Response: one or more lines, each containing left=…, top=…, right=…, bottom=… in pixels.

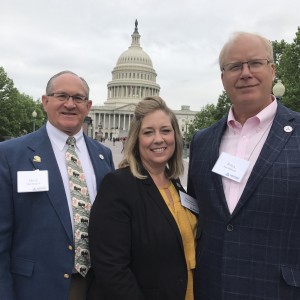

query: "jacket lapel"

left=210, top=118, right=231, bottom=216
left=27, top=127, right=73, bottom=242
left=84, top=135, right=114, bottom=191
left=142, top=174, right=185, bottom=252
left=231, top=104, right=296, bottom=217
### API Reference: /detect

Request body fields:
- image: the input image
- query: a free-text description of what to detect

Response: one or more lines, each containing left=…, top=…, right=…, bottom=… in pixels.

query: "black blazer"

left=89, top=166, right=193, bottom=300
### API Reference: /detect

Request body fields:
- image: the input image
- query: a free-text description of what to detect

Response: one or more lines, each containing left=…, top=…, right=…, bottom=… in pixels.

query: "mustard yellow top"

left=159, top=182, right=197, bottom=300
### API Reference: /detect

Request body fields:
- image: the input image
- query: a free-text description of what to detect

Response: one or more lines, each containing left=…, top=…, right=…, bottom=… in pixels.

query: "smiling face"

left=221, top=34, right=275, bottom=122
left=42, top=73, right=92, bottom=135
left=138, top=109, right=175, bottom=173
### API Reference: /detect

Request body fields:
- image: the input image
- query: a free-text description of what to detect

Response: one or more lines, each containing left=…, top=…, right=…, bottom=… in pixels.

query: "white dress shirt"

left=46, top=121, right=96, bottom=228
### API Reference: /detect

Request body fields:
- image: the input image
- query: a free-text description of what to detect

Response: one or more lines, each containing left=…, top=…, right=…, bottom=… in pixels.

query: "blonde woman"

left=89, top=96, right=197, bottom=300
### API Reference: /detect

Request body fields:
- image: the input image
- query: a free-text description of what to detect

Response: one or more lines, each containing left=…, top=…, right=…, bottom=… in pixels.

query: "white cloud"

left=1, top=0, right=299, bottom=111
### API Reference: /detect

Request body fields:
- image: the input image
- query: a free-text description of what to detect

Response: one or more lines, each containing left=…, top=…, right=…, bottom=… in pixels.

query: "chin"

left=62, top=125, right=80, bottom=135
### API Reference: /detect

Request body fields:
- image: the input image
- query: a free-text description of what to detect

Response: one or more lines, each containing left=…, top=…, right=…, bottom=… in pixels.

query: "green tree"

left=277, top=27, right=300, bottom=111
left=187, top=92, right=231, bottom=141
left=272, top=39, right=287, bottom=77
left=186, top=104, right=216, bottom=142
left=16, top=94, right=45, bottom=134
left=213, top=91, right=231, bottom=120
left=0, top=66, right=45, bottom=138
left=0, top=67, right=20, bottom=137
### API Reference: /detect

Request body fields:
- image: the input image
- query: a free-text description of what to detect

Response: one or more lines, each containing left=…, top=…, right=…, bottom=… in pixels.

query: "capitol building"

left=88, top=20, right=197, bottom=140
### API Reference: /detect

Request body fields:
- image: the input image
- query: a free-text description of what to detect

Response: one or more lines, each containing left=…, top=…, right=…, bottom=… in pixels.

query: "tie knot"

left=66, top=136, right=76, bottom=147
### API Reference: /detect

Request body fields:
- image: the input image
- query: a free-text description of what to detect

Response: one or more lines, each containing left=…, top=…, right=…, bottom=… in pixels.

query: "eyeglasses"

left=47, top=93, right=88, bottom=103
left=222, top=59, right=273, bottom=73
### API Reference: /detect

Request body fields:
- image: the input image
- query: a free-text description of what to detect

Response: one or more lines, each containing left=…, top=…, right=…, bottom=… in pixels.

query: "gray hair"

left=45, top=70, right=90, bottom=97
left=219, top=32, right=274, bottom=71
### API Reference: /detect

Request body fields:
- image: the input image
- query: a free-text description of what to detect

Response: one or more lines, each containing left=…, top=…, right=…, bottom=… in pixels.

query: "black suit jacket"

left=188, top=102, right=300, bottom=300
left=89, top=166, right=193, bottom=300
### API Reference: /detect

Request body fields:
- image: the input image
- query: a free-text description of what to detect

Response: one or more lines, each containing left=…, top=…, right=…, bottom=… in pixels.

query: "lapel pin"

left=284, top=125, right=293, bottom=133
left=33, top=155, right=41, bottom=162
left=99, top=154, right=104, bottom=160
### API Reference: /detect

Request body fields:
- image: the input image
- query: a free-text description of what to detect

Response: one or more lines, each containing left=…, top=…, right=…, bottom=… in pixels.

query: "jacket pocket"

left=281, top=265, right=300, bottom=287
left=11, top=257, right=35, bottom=277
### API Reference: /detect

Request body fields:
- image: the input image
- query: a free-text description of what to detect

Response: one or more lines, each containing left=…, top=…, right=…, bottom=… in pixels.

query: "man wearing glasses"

left=0, top=71, right=114, bottom=300
left=188, top=32, right=300, bottom=299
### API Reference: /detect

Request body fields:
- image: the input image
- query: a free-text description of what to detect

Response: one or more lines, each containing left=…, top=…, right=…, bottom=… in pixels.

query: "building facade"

left=88, top=20, right=197, bottom=140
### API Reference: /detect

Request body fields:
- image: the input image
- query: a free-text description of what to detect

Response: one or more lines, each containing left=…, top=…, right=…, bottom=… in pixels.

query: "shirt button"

left=227, top=224, right=234, bottom=231
left=64, top=274, right=70, bottom=279
left=68, top=245, right=73, bottom=251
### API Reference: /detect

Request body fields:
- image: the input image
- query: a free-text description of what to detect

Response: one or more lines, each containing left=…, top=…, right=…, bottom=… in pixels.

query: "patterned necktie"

left=66, top=136, right=91, bottom=277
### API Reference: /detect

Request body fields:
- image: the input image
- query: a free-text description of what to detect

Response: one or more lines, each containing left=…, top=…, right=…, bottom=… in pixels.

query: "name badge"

left=17, top=170, right=49, bottom=193
left=212, top=152, right=249, bottom=183
left=179, top=191, right=199, bottom=214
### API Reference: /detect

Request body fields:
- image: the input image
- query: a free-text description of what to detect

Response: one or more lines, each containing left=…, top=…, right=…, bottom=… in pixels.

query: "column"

left=123, top=114, right=126, bottom=130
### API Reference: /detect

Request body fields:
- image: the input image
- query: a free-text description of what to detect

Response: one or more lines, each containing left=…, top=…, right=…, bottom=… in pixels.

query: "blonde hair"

left=119, top=96, right=184, bottom=179
left=219, top=32, right=274, bottom=71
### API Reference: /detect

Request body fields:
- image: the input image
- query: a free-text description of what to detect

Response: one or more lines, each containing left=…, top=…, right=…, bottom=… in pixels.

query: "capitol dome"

left=116, top=35, right=153, bottom=68
left=117, top=48, right=153, bottom=67
left=88, top=20, right=196, bottom=141
left=105, top=20, right=160, bottom=106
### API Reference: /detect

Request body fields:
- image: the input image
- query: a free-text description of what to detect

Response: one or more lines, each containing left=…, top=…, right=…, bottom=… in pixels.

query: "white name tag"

left=17, top=170, right=49, bottom=193
left=212, top=152, right=250, bottom=183
left=179, top=191, right=199, bottom=214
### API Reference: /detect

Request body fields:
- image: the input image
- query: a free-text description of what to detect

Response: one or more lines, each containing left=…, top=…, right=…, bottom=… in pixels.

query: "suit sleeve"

left=107, top=148, right=115, bottom=171
left=89, top=172, right=145, bottom=300
left=187, top=134, right=196, bottom=199
left=0, top=144, right=16, bottom=299
left=102, top=144, right=115, bottom=171
left=187, top=128, right=207, bottom=199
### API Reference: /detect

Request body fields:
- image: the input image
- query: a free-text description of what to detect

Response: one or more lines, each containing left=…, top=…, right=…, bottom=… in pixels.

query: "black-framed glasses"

left=47, top=93, right=88, bottom=103
left=222, top=59, right=273, bottom=73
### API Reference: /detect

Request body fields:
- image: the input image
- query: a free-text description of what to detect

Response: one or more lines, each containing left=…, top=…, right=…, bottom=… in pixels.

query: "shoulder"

left=100, top=167, right=142, bottom=198
left=274, top=103, right=300, bottom=132
left=102, top=167, right=134, bottom=186
left=84, top=135, right=112, bottom=154
left=95, top=167, right=139, bottom=208
left=0, top=127, right=46, bottom=152
left=193, top=116, right=226, bottom=141
left=276, top=103, right=300, bottom=120
left=193, top=128, right=208, bottom=141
